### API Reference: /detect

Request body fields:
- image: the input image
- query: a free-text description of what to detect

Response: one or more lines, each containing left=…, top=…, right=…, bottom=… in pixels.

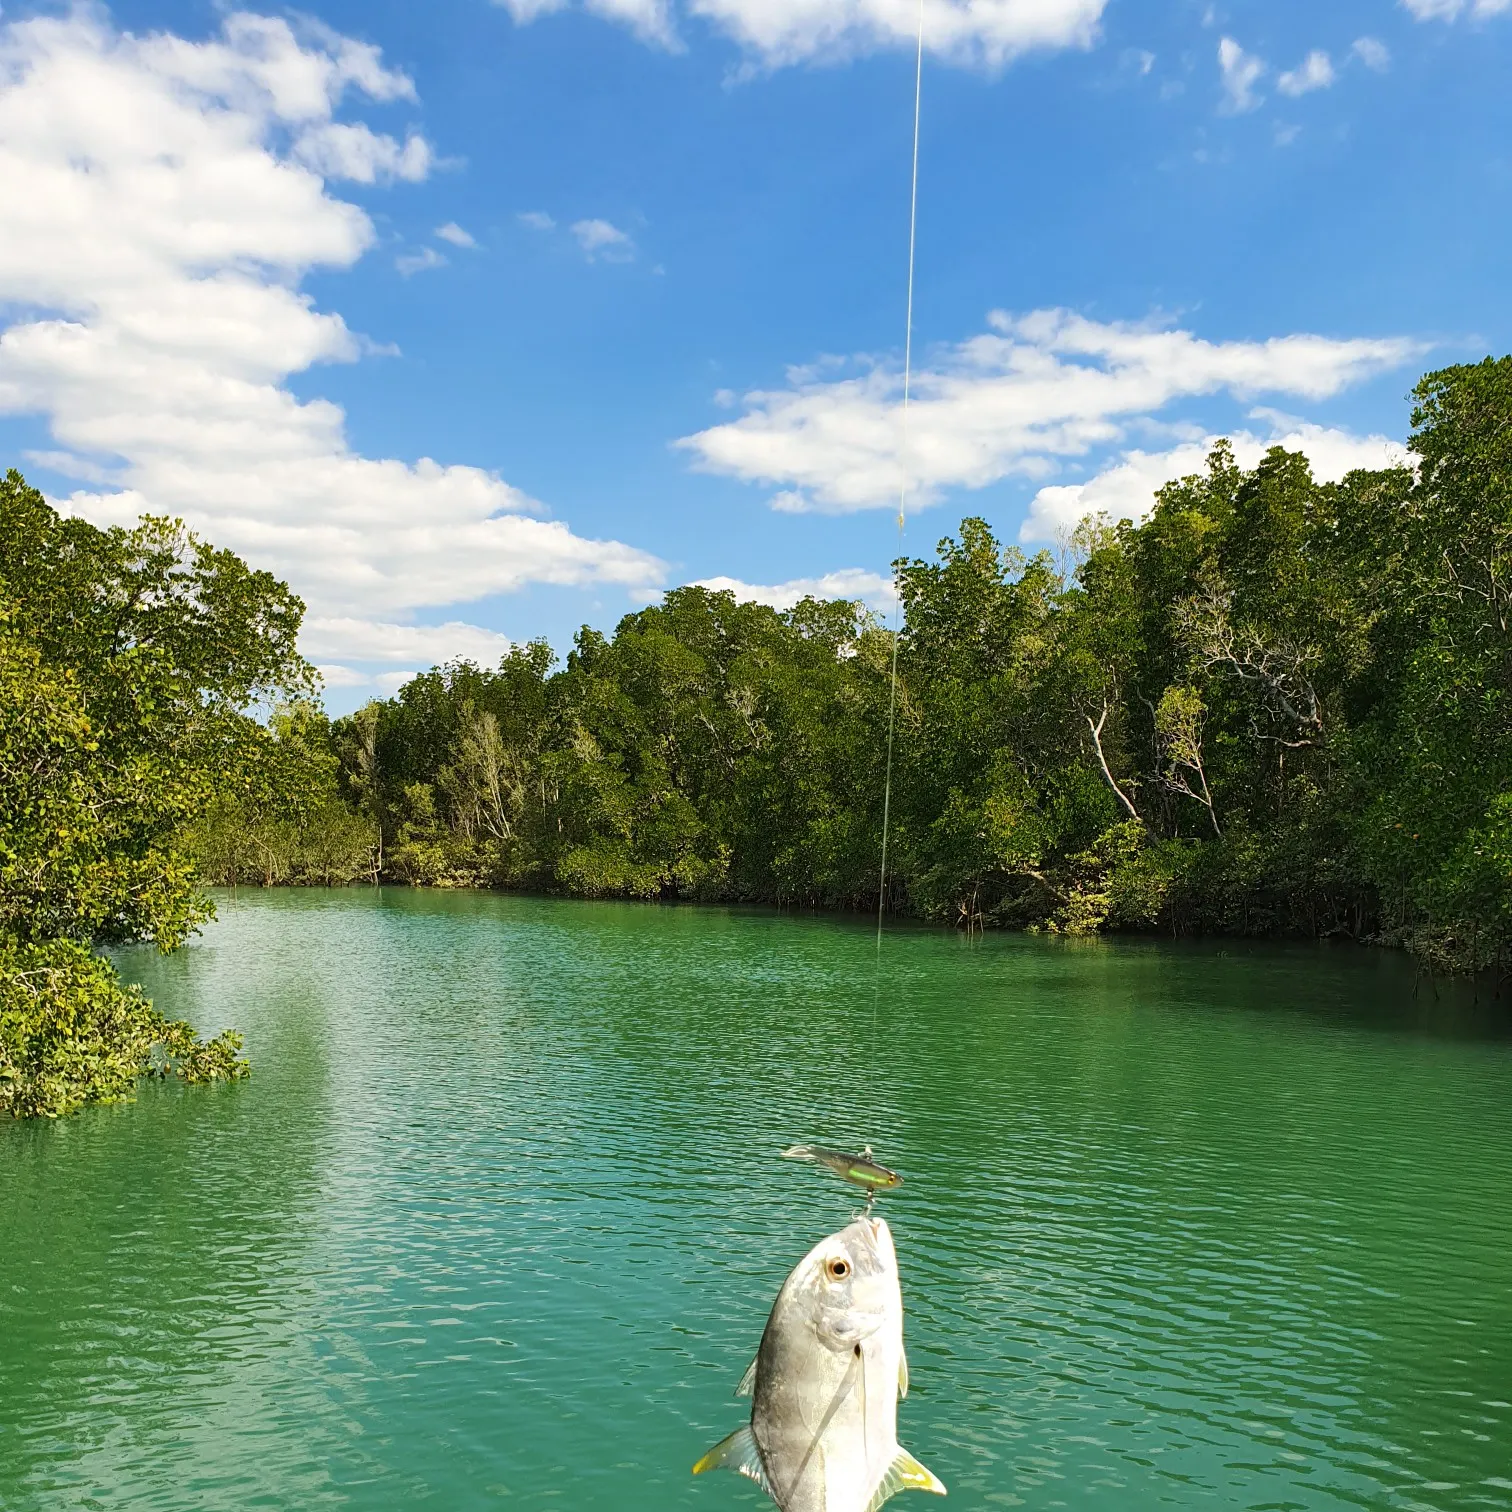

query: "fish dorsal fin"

left=898, top=1348, right=909, bottom=1399
left=735, top=1355, right=759, bottom=1397
left=864, top=1448, right=947, bottom=1512
left=692, top=1426, right=775, bottom=1501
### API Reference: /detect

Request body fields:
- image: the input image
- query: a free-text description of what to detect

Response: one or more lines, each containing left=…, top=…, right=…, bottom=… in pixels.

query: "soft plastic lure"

left=781, top=1144, right=902, bottom=1195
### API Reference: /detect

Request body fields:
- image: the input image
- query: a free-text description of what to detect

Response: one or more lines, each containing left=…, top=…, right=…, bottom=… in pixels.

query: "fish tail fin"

left=692, top=1426, right=775, bottom=1500
left=864, top=1448, right=947, bottom=1511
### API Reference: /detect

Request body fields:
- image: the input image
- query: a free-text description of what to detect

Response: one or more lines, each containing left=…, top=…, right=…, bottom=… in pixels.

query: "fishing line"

left=874, top=0, right=925, bottom=1006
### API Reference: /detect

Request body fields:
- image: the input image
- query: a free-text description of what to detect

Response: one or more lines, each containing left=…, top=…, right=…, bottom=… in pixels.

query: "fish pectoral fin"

left=864, top=1448, right=947, bottom=1512
left=691, top=1426, right=775, bottom=1500
left=735, top=1355, right=759, bottom=1397
left=898, top=1349, right=909, bottom=1399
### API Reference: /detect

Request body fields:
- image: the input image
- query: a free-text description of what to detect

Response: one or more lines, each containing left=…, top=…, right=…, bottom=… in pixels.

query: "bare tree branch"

left=1178, top=585, right=1324, bottom=747
left=1085, top=698, right=1141, bottom=821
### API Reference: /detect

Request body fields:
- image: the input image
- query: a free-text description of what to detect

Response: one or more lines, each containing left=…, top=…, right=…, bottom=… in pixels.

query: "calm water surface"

left=2, top=890, right=1511, bottom=1512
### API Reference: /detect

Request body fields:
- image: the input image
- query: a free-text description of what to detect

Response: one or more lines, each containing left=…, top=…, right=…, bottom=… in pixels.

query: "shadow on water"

left=3, top=888, right=1510, bottom=1512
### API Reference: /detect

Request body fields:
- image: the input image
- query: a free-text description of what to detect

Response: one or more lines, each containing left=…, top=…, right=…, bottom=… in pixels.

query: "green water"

left=3, top=891, right=1511, bottom=1512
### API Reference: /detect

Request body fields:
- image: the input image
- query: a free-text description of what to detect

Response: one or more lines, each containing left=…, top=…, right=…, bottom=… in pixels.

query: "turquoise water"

left=2, top=889, right=1511, bottom=1512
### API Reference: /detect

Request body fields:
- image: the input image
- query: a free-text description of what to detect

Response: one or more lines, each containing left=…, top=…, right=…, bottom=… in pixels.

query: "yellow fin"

left=899, top=1348, right=909, bottom=1399
left=864, top=1448, right=947, bottom=1512
left=692, top=1426, right=774, bottom=1500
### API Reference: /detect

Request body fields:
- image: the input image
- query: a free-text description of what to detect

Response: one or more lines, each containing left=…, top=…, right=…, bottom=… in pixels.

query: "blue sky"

left=1, top=0, right=1508, bottom=709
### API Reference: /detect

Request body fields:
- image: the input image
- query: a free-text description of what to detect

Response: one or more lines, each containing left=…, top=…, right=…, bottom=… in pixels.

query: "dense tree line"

left=0, top=472, right=328, bottom=1116
left=7, top=355, right=1512, bottom=1121
left=201, top=358, right=1510, bottom=972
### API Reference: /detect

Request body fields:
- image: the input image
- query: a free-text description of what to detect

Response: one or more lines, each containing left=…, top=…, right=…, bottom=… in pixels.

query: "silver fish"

left=693, top=1215, right=945, bottom=1512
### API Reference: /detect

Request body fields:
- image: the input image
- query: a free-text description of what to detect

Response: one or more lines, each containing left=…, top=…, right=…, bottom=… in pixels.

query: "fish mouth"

left=829, top=1215, right=897, bottom=1288
left=860, top=1215, right=896, bottom=1267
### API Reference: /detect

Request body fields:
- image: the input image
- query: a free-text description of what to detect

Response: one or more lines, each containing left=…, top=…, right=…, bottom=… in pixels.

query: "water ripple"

left=2, top=890, right=1510, bottom=1512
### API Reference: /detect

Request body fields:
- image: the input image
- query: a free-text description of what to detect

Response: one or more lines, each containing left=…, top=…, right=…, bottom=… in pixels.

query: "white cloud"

left=317, top=662, right=382, bottom=689
left=689, top=0, right=1106, bottom=67
left=302, top=617, right=515, bottom=664
left=1401, top=0, right=1510, bottom=18
left=24, top=448, right=118, bottom=485
left=694, top=568, right=897, bottom=612
left=435, top=221, right=477, bottom=248
left=770, top=490, right=818, bottom=514
left=518, top=210, right=556, bottom=231
left=1020, top=421, right=1410, bottom=542
left=1352, top=36, right=1391, bottom=69
left=396, top=246, right=447, bottom=276
left=495, top=0, right=1108, bottom=67
left=1277, top=49, right=1335, bottom=96
left=495, top=0, right=569, bottom=18
left=0, top=10, right=664, bottom=667
left=494, top=0, right=679, bottom=46
left=1218, top=36, right=1265, bottom=112
left=571, top=218, right=636, bottom=261
left=594, top=0, right=682, bottom=46
left=293, top=122, right=432, bottom=182
left=677, top=309, right=1420, bottom=513
left=315, top=664, right=427, bottom=694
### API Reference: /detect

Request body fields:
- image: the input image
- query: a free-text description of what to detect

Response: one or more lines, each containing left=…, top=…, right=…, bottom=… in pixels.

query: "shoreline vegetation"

left=0, top=470, right=307, bottom=1115
left=194, top=359, right=1512, bottom=971
left=5, top=354, right=1512, bottom=1117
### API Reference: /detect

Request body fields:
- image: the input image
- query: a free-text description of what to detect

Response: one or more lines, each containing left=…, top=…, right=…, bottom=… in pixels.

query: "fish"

left=781, top=1144, right=903, bottom=1195
left=693, top=1214, right=945, bottom=1512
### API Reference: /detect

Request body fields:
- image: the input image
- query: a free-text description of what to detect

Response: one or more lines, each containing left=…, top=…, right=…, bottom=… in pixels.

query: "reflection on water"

left=2, top=889, right=1510, bottom=1512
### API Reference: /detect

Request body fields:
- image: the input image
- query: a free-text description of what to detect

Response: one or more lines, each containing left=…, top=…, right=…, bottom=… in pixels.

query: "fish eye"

left=826, top=1257, right=851, bottom=1281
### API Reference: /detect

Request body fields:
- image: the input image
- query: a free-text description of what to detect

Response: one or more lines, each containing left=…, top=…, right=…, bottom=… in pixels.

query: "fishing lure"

left=781, top=1144, right=902, bottom=1198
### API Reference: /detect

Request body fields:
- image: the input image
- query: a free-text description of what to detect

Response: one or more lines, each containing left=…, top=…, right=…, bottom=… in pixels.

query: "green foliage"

left=0, top=937, right=247, bottom=1119
left=185, top=793, right=379, bottom=888
left=1047, top=820, right=1149, bottom=936
left=181, top=702, right=380, bottom=886
left=0, top=602, right=210, bottom=951
left=212, top=353, right=1512, bottom=974
left=28, top=355, right=1512, bottom=1088
left=0, top=469, right=315, bottom=1116
left=1106, top=830, right=1196, bottom=930
left=0, top=470, right=316, bottom=943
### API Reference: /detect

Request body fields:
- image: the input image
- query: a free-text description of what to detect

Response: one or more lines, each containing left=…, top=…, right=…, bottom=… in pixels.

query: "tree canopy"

left=0, top=471, right=322, bottom=1116
left=263, top=358, right=1512, bottom=972
left=10, top=353, right=1512, bottom=1122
